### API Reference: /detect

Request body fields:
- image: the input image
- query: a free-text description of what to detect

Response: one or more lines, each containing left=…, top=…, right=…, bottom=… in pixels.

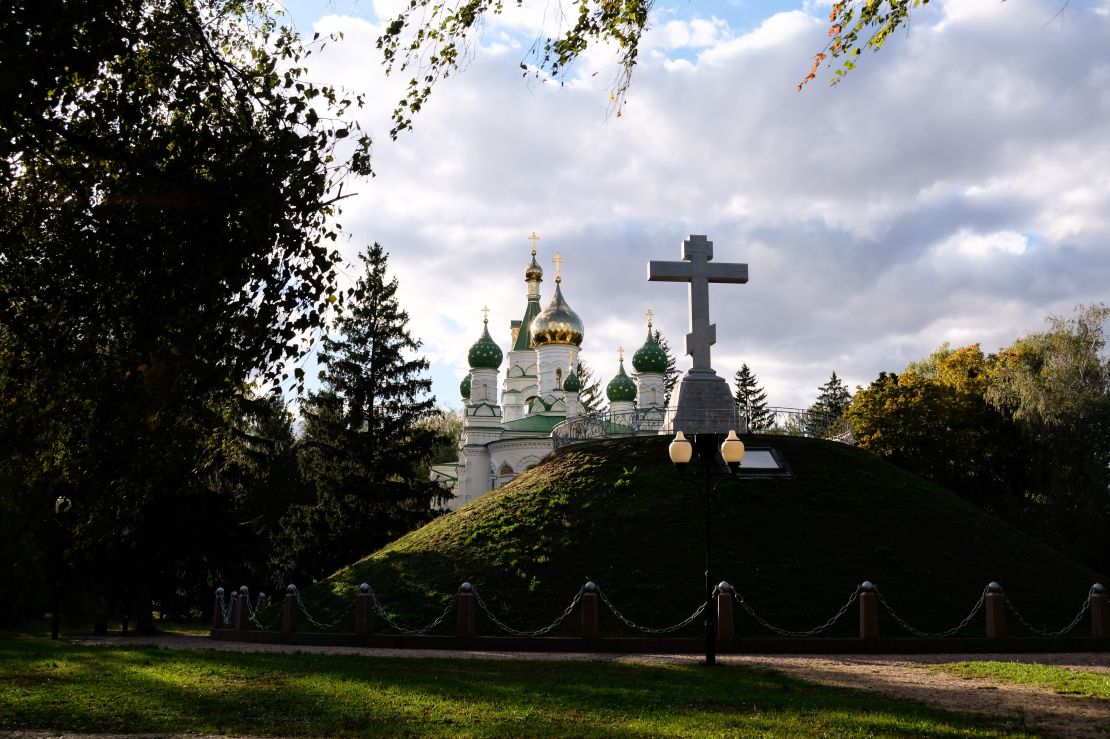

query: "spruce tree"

left=278, top=244, right=449, bottom=583
left=805, top=371, right=853, bottom=438
left=734, top=364, right=774, bottom=431
left=653, top=329, right=680, bottom=406
left=576, top=359, right=605, bottom=413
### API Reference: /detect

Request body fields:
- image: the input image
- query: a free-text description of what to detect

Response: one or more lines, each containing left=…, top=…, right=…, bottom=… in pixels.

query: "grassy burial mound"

left=308, top=435, right=1103, bottom=638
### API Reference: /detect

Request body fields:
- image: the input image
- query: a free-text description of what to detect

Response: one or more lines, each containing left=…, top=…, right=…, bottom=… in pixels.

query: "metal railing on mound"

left=551, top=405, right=853, bottom=449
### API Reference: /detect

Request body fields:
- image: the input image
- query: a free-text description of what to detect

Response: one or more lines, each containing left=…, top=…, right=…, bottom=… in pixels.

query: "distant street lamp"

left=668, top=429, right=745, bottom=666
left=51, top=496, right=73, bottom=640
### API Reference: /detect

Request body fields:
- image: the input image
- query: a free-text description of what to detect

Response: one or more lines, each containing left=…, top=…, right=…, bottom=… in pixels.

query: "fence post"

left=581, top=582, right=599, bottom=640
left=282, top=585, right=298, bottom=634
left=211, top=587, right=224, bottom=631
left=1091, top=583, right=1108, bottom=639
left=232, top=587, right=248, bottom=632
left=355, top=583, right=374, bottom=637
left=985, top=582, right=1006, bottom=639
left=717, top=582, right=734, bottom=643
left=859, top=581, right=879, bottom=640
left=456, top=582, right=476, bottom=638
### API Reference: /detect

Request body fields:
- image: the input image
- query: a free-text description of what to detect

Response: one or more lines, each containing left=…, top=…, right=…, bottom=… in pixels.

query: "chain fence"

left=366, top=585, right=458, bottom=636
left=213, top=579, right=1104, bottom=641
left=1002, top=584, right=1094, bottom=637
left=733, top=586, right=860, bottom=638
left=289, top=585, right=357, bottom=631
left=875, top=585, right=988, bottom=638
left=596, top=585, right=707, bottom=634
left=472, top=585, right=585, bottom=637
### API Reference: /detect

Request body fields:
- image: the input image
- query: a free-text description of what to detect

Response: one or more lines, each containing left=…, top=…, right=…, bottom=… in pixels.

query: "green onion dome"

left=562, top=365, right=581, bottom=393
left=468, top=321, right=503, bottom=369
left=606, top=360, right=637, bottom=403
left=632, top=327, right=668, bottom=374
left=460, top=374, right=471, bottom=399
left=530, top=282, right=584, bottom=347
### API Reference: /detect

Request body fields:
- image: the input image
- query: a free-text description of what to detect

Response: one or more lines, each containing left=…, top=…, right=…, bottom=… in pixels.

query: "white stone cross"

left=647, top=235, right=748, bottom=371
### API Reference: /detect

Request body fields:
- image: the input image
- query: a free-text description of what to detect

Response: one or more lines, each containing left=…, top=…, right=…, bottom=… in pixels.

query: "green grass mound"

left=310, top=435, right=1102, bottom=638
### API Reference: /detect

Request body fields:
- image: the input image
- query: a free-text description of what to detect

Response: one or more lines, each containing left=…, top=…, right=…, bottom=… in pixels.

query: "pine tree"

left=576, top=359, right=605, bottom=413
left=805, top=371, right=853, bottom=438
left=653, top=329, right=680, bottom=406
left=277, top=244, right=450, bottom=583
left=733, top=364, right=774, bottom=431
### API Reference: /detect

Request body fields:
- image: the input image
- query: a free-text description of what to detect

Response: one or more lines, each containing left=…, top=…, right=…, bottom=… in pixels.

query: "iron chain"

left=876, top=586, right=987, bottom=638
left=734, top=587, right=859, bottom=638
left=1002, top=585, right=1093, bottom=637
left=367, top=586, right=457, bottom=636
left=472, top=586, right=585, bottom=637
left=596, top=586, right=707, bottom=634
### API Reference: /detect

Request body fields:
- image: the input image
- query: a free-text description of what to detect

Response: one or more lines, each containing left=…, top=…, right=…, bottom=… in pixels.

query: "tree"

left=376, top=0, right=937, bottom=136
left=734, top=364, right=774, bottom=431
left=985, top=304, right=1110, bottom=570
left=846, top=348, right=1025, bottom=519
left=0, top=0, right=371, bottom=625
left=576, top=359, right=606, bottom=413
left=803, top=371, right=853, bottom=438
left=653, top=329, right=681, bottom=406
left=274, top=245, right=451, bottom=584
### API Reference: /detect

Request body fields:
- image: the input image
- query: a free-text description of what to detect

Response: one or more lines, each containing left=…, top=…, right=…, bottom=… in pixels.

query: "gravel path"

left=16, top=635, right=1110, bottom=738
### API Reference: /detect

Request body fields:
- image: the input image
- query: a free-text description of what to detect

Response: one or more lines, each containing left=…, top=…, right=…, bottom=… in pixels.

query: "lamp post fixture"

left=668, top=429, right=745, bottom=666
left=51, top=496, right=73, bottom=641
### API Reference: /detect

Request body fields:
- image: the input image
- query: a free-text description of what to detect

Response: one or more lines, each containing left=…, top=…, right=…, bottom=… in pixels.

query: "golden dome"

left=529, top=282, right=583, bottom=347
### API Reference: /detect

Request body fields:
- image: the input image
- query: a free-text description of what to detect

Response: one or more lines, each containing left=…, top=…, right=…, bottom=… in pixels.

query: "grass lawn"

left=931, top=660, right=1110, bottom=699
left=0, top=634, right=1024, bottom=737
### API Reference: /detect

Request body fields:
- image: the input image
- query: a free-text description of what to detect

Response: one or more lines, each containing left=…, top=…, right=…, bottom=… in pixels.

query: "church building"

left=431, top=237, right=670, bottom=508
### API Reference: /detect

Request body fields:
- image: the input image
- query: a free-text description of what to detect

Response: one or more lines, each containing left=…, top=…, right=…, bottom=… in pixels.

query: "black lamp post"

left=668, top=429, right=745, bottom=666
left=51, top=495, right=72, bottom=640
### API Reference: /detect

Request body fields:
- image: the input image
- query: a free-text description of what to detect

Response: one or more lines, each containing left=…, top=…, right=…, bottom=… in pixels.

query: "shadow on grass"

left=0, top=635, right=1028, bottom=737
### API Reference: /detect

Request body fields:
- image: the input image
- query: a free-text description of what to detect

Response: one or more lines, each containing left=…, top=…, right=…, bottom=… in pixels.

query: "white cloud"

left=289, top=0, right=1110, bottom=410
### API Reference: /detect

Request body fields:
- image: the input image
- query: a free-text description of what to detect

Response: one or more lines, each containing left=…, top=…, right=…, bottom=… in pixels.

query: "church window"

left=481, top=383, right=489, bottom=401
left=651, top=388, right=657, bottom=404
left=499, top=462, right=514, bottom=476
left=555, top=368, right=563, bottom=385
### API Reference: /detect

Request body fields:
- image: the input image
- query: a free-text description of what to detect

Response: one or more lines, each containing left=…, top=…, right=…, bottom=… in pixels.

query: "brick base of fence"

left=208, top=628, right=1108, bottom=654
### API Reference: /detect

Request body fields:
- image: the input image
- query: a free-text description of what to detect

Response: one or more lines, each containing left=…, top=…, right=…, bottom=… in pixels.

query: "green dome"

left=460, top=374, right=471, bottom=399
left=606, top=361, right=637, bottom=403
left=468, top=323, right=503, bottom=369
left=632, top=327, right=668, bottom=374
left=562, top=366, right=581, bottom=393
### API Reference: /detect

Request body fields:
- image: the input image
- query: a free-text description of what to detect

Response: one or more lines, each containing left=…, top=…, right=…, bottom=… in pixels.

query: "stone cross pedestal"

left=648, top=235, right=748, bottom=434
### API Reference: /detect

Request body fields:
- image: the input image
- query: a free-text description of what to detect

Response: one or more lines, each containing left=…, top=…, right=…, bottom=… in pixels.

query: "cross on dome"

left=552, top=252, right=565, bottom=283
left=646, top=308, right=654, bottom=329
left=481, top=305, right=490, bottom=324
left=528, top=231, right=540, bottom=256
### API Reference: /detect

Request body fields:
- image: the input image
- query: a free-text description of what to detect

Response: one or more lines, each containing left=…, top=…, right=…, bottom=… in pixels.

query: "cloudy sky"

left=279, top=0, right=1110, bottom=410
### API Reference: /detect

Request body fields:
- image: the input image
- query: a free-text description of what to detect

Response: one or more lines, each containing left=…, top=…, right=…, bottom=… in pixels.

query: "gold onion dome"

left=530, top=282, right=583, bottom=346
left=606, top=359, right=637, bottom=403
left=632, top=326, right=668, bottom=374
left=468, top=315, right=503, bottom=369
left=524, top=253, right=543, bottom=282
left=460, top=374, right=471, bottom=399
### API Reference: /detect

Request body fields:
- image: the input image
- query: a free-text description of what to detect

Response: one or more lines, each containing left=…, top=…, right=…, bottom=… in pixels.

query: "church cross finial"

left=528, top=231, right=540, bottom=256
left=618, top=345, right=625, bottom=363
left=481, top=305, right=490, bottom=324
left=646, top=308, right=654, bottom=329
left=552, top=252, right=565, bottom=283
